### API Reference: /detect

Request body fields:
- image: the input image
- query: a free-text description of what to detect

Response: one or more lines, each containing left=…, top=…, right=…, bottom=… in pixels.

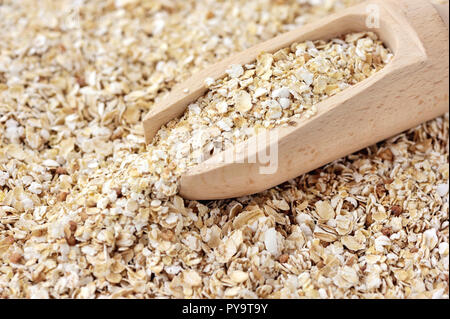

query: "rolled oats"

left=0, top=0, right=447, bottom=300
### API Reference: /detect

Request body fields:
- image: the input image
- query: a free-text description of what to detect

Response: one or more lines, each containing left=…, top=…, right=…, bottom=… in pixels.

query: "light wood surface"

left=433, top=3, right=449, bottom=28
left=142, top=0, right=449, bottom=200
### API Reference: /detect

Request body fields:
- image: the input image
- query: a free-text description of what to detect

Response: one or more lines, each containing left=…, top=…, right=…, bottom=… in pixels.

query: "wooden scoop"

left=143, top=0, right=449, bottom=200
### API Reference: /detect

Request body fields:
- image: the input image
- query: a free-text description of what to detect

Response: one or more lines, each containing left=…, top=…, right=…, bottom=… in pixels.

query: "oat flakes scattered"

left=0, top=0, right=448, bottom=300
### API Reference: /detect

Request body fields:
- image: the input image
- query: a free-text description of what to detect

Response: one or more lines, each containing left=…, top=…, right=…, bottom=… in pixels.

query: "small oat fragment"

left=235, top=91, right=252, bottom=113
left=9, top=252, right=23, bottom=264
left=264, top=228, right=281, bottom=257
left=390, top=205, right=403, bottom=216
left=272, top=87, right=290, bottom=99
left=315, top=200, right=335, bottom=220
left=68, top=221, right=77, bottom=232
left=423, top=228, right=438, bottom=250
left=106, top=273, right=122, bottom=284
left=113, top=187, right=122, bottom=197
left=183, top=270, right=202, bottom=287
left=436, top=183, right=449, bottom=197
left=76, top=75, right=87, bottom=87
left=55, top=167, right=68, bottom=175
left=273, top=199, right=290, bottom=211
left=341, top=234, right=365, bottom=251
left=66, top=235, right=77, bottom=246
left=379, top=148, right=394, bottom=161
left=376, top=183, right=386, bottom=197
left=161, top=229, right=174, bottom=242
left=230, top=270, right=249, bottom=283
left=226, top=64, right=244, bottom=78
left=204, top=77, right=215, bottom=87
left=57, top=191, right=69, bottom=202
left=374, top=235, right=391, bottom=252
left=381, top=227, right=392, bottom=236
left=278, top=254, right=289, bottom=263
left=4, top=236, right=15, bottom=245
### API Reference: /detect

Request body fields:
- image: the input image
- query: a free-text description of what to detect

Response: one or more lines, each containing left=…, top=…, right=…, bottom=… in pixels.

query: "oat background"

left=0, top=0, right=448, bottom=298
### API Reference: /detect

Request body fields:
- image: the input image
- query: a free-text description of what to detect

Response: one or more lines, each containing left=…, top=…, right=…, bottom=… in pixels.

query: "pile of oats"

left=0, top=0, right=448, bottom=299
left=147, top=32, right=391, bottom=197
